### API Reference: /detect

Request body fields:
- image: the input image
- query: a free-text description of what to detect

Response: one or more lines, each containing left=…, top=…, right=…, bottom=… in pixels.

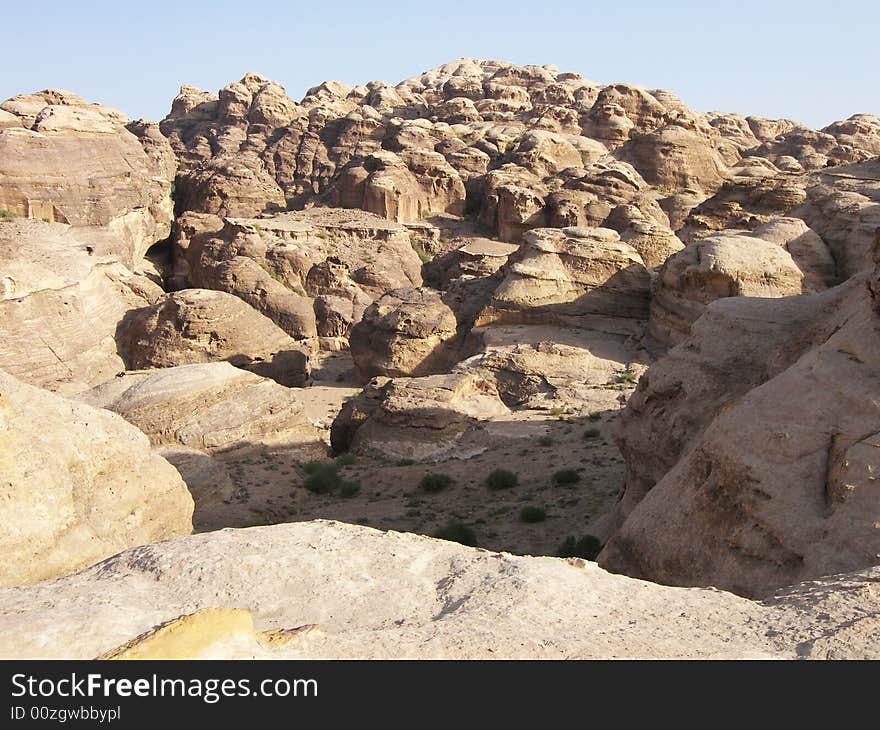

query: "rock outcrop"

left=172, top=209, right=423, bottom=343
left=648, top=232, right=807, bottom=346
left=0, top=220, right=164, bottom=394
left=331, top=372, right=509, bottom=461
left=0, top=90, right=175, bottom=263
left=80, top=363, right=316, bottom=452
left=124, top=288, right=311, bottom=386
left=478, top=227, right=651, bottom=327
left=600, top=239, right=880, bottom=596
left=0, top=369, right=193, bottom=587
left=349, top=287, right=467, bottom=380
left=1, top=521, right=879, bottom=659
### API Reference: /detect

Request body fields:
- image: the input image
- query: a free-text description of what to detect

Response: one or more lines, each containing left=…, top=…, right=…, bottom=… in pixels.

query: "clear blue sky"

left=1, top=1, right=876, bottom=129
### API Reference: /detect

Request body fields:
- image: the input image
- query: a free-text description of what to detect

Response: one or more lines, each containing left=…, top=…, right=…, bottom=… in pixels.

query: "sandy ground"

left=194, top=336, right=642, bottom=558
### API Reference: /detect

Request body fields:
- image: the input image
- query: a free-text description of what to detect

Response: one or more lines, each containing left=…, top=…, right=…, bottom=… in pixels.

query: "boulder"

left=0, top=369, right=193, bottom=587
left=648, top=233, right=806, bottom=347
left=478, top=227, right=651, bottom=327
left=331, top=372, right=509, bottom=461
left=349, top=287, right=465, bottom=380
left=124, top=289, right=311, bottom=386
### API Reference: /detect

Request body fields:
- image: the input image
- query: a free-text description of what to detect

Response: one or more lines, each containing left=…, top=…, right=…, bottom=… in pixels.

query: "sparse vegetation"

left=537, top=435, right=554, bottom=448
left=588, top=411, right=602, bottom=422
left=334, top=453, right=357, bottom=467
left=303, top=461, right=342, bottom=493
left=339, top=481, right=361, bottom=498
left=395, top=458, right=416, bottom=467
left=420, top=472, right=453, bottom=493
left=302, top=460, right=358, bottom=496
left=549, top=405, right=566, bottom=417
left=409, top=232, right=432, bottom=263
left=0, top=209, right=16, bottom=222
left=618, top=369, right=639, bottom=384
left=557, top=534, right=603, bottom=560
left=519, top=506, right=547, bottom=523
left=552, top=468, right=581, bottom=485
left=433, top=522, right=478, bottom=547
left=583, top=427, right=601, bottom=440
left=486, top=469, right=519, bottom=491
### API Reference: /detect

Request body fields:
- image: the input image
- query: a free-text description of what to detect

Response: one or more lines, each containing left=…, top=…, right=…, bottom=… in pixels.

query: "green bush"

left=395, top=458, right=416, bottom=467
left=583, top=428, right=601, bottom=440
left=552, top=468, right=581, bottom=485
left=618, top=369, right=639, bottom=384
left=549, top=405, right=566, bottom=417
left=433, top=522, right=478, bottom=547
left=537, top=435, right=554, bottom=448
left=519, top=506, right=546, bottom=523
left=0, top=209, right=15, bottom=222
left=557, top=535, right=603, bottom=560
left=588, top=412, right=602, bottom=422
left=485, top=469, right=519, bottom=491
left=420, top=472, right=453, bottom=493
left=334, top=453, right=356, bottom=467
left=302, top=461, right=351, bottom=494
left=339, top=480, right=361, bottom=498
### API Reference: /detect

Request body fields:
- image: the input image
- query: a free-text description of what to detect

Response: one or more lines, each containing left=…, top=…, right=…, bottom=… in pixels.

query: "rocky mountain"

left=1, top=58, right=879, bottom=657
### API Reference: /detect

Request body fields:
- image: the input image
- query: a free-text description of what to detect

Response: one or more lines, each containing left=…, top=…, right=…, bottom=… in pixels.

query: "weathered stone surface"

left=478, top=227, right=651, bottom=327
left=79, top=363, right=316, bottom=452
left=0, top=90, right=174, bottom=263
left=124, top=289, right=311, bottom=386
left=349, top=287, right=466, bottom=380
left=648, top=232, right=806, bottom=347
left=601, top=243, right=880, bottom=596
left=0, top=369, right=193, bottom=587
left=0, top=220, right=163, bottom=394
left=173, top=209, right=423, bottom=341
left=331, top=372, right=509, bottom=461
left=2, top=521, right=880, bottom=659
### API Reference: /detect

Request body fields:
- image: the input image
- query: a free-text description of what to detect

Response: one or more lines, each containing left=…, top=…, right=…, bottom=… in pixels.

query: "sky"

left=0, top=1, right=876, bottom=130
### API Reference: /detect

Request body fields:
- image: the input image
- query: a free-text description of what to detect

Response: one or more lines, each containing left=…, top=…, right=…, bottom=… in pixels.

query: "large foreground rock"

left=600, top=241, right=880, bottom=596
left=0, top=370, right=193, bottom=587
left=0, top=521, right=879, bottom=659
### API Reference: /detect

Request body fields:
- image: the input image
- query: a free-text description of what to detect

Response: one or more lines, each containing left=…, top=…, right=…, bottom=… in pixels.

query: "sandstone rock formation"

left=600, top=239, right=880, bottom=596
left=124, top=288, right=311, bottom=386
left=0, top=90, right=175, bottom=263
left=161, top=60, right=868, bottom=250
left=478, top=227, right=651, bottom=328
left=78, top=364, right=322, bottom=527
left=349, top=287, right=467, bottom=379
left=0, top=220, right=164, bottom=394
left=172, top=209, right=423, bottom=343
left=79, top=363, right=317, bottom=453
left=0, top=369, right=193, bottom=587
left=648, top=232, right=806, bottom=346
left=331, top=372, right=509, bottom=461
left=1, top=521, right=879, bottom=659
